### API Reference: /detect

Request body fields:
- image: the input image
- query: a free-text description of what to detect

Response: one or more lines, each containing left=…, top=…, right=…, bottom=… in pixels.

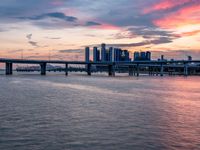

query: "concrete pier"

left=160, top=64, right=164, bottom=76
left=136, top=64, right=140, bottom=76
left=87, top=63, right=91, bottom=76
left=149, top=66, right=152, bottom=76
left=40, top=63, right=46, bottom=75
left=5, top=63, right=13, bottom=75
left=108, top=64, right=115, bottom=76
left=129, top=65, right=134, bottom=76
left=184, top=63, right=188, bottom=76
left=65, top=63, right=68, bottom=76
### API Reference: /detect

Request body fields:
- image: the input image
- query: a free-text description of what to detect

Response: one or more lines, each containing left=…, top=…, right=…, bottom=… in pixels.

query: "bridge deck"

left=1, top=58, right=200, bottom=65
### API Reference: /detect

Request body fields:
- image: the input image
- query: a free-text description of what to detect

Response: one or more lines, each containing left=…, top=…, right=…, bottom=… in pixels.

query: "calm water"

left=0, top=73, right=200, bottom=150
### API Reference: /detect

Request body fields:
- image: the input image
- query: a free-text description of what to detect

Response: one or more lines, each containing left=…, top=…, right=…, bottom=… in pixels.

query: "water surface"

left=0, top=74, right=200, bottom=150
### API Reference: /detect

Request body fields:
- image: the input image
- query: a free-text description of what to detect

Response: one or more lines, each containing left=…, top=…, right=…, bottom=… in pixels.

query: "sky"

left=0, top=0, right=200, bottom=60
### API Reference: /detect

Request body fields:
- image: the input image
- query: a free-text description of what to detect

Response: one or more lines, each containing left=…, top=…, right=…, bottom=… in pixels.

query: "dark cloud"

left=18, top=12, right=78, bottom=22
left=114, top=26, right=180, bottom=40
left=129, top=27, right=180, bottom=38
left=26, top=34, right=32, bottom=40
left=29, top=41, right=39, bottom=47
left=85, top=21, right=101, bottom=26
left=107, top=37, right=173, bottom=48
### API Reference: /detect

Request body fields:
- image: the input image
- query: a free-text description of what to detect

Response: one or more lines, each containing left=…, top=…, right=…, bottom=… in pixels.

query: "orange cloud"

left=181, top=30, right=200, bottom=36
left=143, top=0, right=191, bottom=14
left=153, top=4, right=200, bottom=29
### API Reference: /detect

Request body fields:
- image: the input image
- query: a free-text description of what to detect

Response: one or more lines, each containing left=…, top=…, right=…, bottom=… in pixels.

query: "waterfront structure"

left=0, top=44, right=198, bottom=77
left=1, top=58, right=199, bottom=77
left=85, top=47, right=90, bottom=62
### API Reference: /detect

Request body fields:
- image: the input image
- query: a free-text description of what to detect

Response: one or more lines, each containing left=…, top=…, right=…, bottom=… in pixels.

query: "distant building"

left=146, top=51, right=151, bottom=61
left=87, top=43, right=131, bottom=63
left=101, top=43, right=106, bottom=62
left=134, top=51, right=151, bottom=61
left=140, top=52, right=146, bottom=60
left=188, top=56, right=192, bottom=61
left=93, top=47, right=100, bottom=62
left=161, top=55, right=164, bottom=61
left=114, top=48, right=121, bottom=62
left=85, top=47, right=90, bottom=62
left=122, top=50, right=130, bottom=61
left=109, top=47, right=113, bottom=62
left=134, top=52, right=140, bottom=61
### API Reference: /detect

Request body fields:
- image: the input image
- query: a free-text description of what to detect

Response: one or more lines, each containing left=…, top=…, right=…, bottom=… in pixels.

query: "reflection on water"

left=0, top=74, right=200, bottom=150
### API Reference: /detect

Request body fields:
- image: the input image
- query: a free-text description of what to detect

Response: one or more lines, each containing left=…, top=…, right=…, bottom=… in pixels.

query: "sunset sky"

left=0, top=0, right=200, bottom=60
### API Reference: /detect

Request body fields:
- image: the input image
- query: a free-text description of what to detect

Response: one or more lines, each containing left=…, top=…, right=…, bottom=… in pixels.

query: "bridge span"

left=0, top=58, right=200, bottom=76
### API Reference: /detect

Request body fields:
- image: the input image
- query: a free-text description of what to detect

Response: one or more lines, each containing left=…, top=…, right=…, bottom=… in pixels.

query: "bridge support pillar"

left=5, top=63, right=13, bottom=75
left=108, top=65, right=115, bottom=76
left=149, top=66, right=151, bottom=76
left=184, top=63, right=188, bottom=76
left=40, top=63, right=46, bottom=75
left=129, top=65, right=134, bottom=76
left=156, top=67, right=159, bottom=76
left=65, top=63, right=68, bottom=76
left=136, top=64, right=140, bottom=77
left=87, top=63, right=91, bottom=76
left=160, top=64, right=164, bottom=77
left=133, top=66, right=136, bottom=76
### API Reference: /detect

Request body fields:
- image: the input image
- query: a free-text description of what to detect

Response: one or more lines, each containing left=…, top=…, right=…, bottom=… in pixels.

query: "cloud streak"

left=28, top=41, right=39, bottom=47
left=18, top=12, right=78, bottom=22
left=105, top=37, right=173, bottom=48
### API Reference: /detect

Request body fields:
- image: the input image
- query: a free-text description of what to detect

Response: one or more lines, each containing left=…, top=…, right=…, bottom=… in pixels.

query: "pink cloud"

left=143, top=0, right=191, bottom=14
left=153, top=4, right=200, bottom=29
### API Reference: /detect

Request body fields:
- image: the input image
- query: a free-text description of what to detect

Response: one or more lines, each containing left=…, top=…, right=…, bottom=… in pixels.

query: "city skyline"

left=0, top=0, right=200, bottom=60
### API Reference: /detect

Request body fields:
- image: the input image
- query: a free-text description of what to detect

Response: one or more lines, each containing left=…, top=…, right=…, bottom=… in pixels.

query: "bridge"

left=0, top=58, right=200, bottom=76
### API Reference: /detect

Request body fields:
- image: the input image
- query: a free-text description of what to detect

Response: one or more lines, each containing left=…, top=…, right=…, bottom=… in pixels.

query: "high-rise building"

left=161, top=55, right=164, bottom=60
left=114, top=48, right=121, bottom=62
left=85, top=47, right=90, bottom=62
left=89, top=43, right=131, bottom=62
left=101, top=43, right=106, bottom=62
left=134, top=52, right=140, bottom=61
left=109, top=47, right=113, bottom=62
left=123, top=50, right=130, bottom=61
left=106, top=50, right=110, bottom=62
left=93, top=47, right=100, bottom=62
left=140, top=52, right=146, bottom=60
left=134, top=51, right=151, bottom=61
left=188, top=56, right=192, bottom=61
left=121, top=50, right=126, bottom=61
left=146, top=51, right=151, bottom=61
